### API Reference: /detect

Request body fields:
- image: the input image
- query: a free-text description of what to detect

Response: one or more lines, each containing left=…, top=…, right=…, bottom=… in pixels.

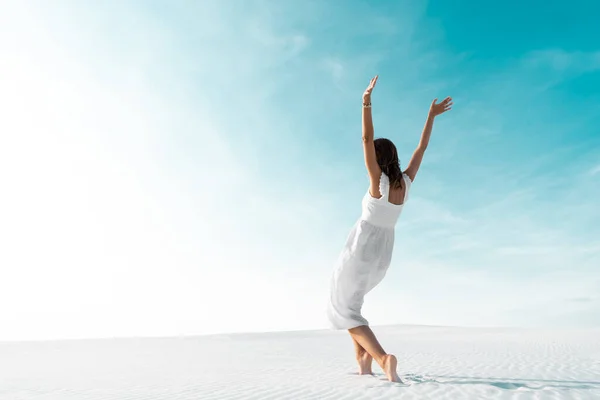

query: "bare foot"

left=357, top=351, right=373, bottom=375
left=382, top=354, right=400, bottom=382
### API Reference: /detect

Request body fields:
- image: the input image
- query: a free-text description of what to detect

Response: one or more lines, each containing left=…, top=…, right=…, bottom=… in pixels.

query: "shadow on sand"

left=395, top=374, right=600, bottom=390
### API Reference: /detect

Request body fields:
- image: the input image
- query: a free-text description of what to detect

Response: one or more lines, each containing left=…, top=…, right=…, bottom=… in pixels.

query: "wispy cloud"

left=522, top=49, right=600, bottom=73
left=0, top=0, right=337, bottom=340
left=322, top=57, right=344, bottom=83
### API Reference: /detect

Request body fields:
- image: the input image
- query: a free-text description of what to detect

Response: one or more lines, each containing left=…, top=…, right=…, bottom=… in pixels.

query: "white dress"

left=327, top=172, right=412, bottom=330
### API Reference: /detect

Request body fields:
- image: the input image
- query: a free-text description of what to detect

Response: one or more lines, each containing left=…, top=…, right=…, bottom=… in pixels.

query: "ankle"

left=356, top=349, right=370, bottom=359
left=374, top=353, right=388, bottom=367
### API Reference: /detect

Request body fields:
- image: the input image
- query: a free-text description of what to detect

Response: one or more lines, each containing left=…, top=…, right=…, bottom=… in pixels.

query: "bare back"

left=369, top=175, right=407, bottom=206
left=387, top=183, right=406, bottom=205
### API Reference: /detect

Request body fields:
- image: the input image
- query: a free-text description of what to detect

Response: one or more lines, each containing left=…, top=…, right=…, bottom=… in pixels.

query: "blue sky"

left=0, top=0, right=599, bottom=340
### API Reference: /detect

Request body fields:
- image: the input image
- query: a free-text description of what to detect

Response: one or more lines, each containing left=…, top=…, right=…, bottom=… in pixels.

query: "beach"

left=2, top=325, right=599, bottom=399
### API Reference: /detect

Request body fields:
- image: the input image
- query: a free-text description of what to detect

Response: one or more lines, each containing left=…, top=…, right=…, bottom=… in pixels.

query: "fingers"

left=364, top=75, right=379, bottom=98
left=433, top=97, right=452, bottom=103
left=432, top=96, right=453, bottom=112
left=367, top=75, right=378, bottom=90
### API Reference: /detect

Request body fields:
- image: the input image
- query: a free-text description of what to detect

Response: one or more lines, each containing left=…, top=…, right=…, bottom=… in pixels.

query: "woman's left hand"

left=363, top=75, right=378, bottom=103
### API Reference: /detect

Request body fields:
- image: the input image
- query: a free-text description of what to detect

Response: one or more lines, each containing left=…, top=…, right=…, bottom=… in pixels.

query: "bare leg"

left=351, top=336, right=373, bottom=375
left=348, top=325, right=400, bottom=382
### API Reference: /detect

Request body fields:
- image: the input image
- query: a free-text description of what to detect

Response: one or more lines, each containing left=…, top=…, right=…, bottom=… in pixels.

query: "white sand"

left=1, top=325, right=599, bottom=399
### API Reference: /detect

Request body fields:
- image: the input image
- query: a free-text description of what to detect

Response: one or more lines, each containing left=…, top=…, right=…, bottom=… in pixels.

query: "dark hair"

left=374, top=138, right=403, bottom=189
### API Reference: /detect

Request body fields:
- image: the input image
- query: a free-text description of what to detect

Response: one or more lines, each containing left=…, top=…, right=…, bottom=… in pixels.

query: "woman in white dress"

left=327, top=75, right=453, bottom=382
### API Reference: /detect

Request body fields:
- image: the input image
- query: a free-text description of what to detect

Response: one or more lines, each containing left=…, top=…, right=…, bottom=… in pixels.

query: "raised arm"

left=404, top=97, right=453, bottom=182
left=362, top=76, right=382, bottom=198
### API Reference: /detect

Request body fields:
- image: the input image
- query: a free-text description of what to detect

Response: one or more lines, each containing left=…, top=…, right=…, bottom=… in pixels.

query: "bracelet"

left=363, top=102, right=372, bottom=108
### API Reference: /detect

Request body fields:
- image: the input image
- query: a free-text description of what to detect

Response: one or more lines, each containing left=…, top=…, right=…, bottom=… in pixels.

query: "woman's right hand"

left=429, top=97, right=453, bottom=117
left=363, top=75, right=378, bottom=103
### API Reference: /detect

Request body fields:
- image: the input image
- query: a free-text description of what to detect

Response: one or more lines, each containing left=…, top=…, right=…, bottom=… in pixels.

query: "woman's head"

left=374, top=138, right=403, bottom=188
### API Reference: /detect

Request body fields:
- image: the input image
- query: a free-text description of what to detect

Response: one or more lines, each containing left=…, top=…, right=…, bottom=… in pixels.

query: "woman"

left=327, top=75, right=453, bottom=382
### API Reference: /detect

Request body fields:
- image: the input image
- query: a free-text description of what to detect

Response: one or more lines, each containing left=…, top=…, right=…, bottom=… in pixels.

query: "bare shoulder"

left=368, top=173, right=382, bottom=199
left=403, top=169, right=416, bottom=183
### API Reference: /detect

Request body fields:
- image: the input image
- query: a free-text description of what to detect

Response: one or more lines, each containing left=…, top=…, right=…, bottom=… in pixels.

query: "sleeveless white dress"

left=327, top=172, right=412, bottom=330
